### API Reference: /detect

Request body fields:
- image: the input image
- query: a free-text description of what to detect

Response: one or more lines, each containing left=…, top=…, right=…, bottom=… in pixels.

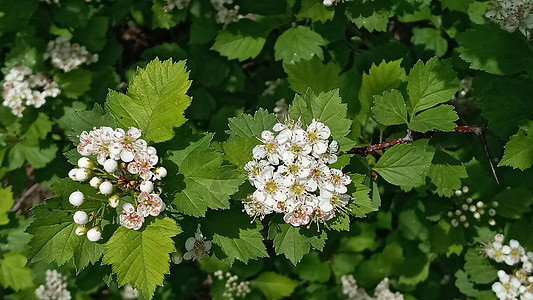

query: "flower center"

left=264, top=142, right=277, bottom=154
left=291, top=183, right=304, bottom=195
left=511, top=248, right=520, bottom=257
left=307, top=132, right=318, bottom=143
left=504, top=283, right=511, bottom=291
left=265, top=180, right=278, bottom=194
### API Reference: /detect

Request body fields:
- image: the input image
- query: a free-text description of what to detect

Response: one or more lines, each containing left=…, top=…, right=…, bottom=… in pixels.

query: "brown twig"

left=347, top=125, right=500, bottom=184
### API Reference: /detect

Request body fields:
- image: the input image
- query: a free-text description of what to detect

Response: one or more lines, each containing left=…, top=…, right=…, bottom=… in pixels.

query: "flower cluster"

left=69, top=126, right=167, bottom=234
left=341, top=275, right=403, bottom=300
left=323, top=0, right=341, bottom=6
left=483, top=234, right=533, bottom=299
left=35, top=270, right=71, bottom=300
left=446, top=186, right=498, bottom=228
left=214, top=270, right=251, bottom=300
left=211, top=0, right=242, bottom=25
left=44, top=37, right=98, bottom=72
left=486, top=0, right=533, bottom=38
left=2, top=66, right=60, bottom=117
left=183, top=232, right=212, bottom=261
left=121, top=284, right=140, bottom=300
left=163, top=0, right=190, bottom=12
left=243, top=118, right=351, bottom=230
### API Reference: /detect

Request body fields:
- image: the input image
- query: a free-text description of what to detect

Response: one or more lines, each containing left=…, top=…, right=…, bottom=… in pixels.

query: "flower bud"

left=68, top=168, right=78, bottom=180
left=108, top=195, right=120, bottom=208
left=69, top=191, right=84, bottom=206
left=77, top=157, right=94, bottom=169
left=75, top=225, right=88, bottom=236
left=75, top=168, right=91, bottom=181
left=99, top=181, right=113, bottom=195
left=171, top=252, right=183, bottom=264
left=154, top=167, right=167, bottom=179
left=87, top=226, right=102, bottom=242
left=140, top=181, right=154, bottom=193
left=90, top=177, right=102, bottom=188
left=103, top=159, right=118, bottom=173
left=73, top=211, right=88, bottom=225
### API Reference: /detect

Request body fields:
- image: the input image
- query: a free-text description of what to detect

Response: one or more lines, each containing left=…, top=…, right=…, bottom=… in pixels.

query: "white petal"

left=185, top=237, right=196, bottom=251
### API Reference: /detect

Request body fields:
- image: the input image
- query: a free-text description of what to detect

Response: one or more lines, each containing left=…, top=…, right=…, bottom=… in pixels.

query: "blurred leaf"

left=0, top=252, right=33, bottom=291
left=274, top=26, right=327, bottom=63
left=499, top=121, right=533, bottom=170
left=253, top=272, right=296, bottom=300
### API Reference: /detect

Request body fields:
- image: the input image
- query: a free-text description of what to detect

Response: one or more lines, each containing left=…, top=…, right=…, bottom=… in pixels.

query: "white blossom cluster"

left=35, top=270, right=71, bottom=300
left=483, top=234, right=533, bottom=299
left=183, top=232, right=212, bottom=261
left=2, top=66, right=60, bottom=117
left=214, top=270, right=251, bottom=300
left=341, top=275, right=403, bottom=300
left=446, top=186, right=498, bottom=228
left=486, top=0, right=533, bottom=37
left=211, top=0, right=242, bottom=25
left=69, top=126, right=167, bottom=234
left=323, top=0, right=341, bottom=6
left=243, top=118, right=351, bottom=230
left=163, top=0, right=190, bottom=12
left=44, top=37, right=98, bottom=72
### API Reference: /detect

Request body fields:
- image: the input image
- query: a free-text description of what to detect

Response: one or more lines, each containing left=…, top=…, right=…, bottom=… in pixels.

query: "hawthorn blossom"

left=44, top=36, right=98, bottom=72
left=503, top=239, right=526, bottom=266
left=183, top=232, right=212, bottom=261
left=119, top=203, right=144, bottom=230
left=492, top=270, right=521, bottom=300
left=137, top=192, right=164, bottom=217
left=35, top=270, right=71, bottom=300
left=243, top=118, right=351, bottom=229
left=486, top=0, right=533, bottom=37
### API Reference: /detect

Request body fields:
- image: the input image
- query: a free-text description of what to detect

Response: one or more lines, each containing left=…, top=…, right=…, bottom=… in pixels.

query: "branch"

left=347, top=126, right=500, bottom=184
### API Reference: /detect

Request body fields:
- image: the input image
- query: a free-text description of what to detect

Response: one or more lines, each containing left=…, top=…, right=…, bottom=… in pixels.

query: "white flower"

left=35, top=270, right=71, bottom=300
left=183, top=232, right=212, bottom=261
left=503, top=239, right=525, bottom=266
left=492, top=270, right=521, bottom=300
left=305, top=119, right=331, bottom=156
left=44, top=37, right=97, bottom=72
left=253, top=130, right=282, bottom=165
left=89, top=176, right=102, bottom=188
left=137, top=192, right=164, bottom=217
left=69, top=191, right=84, bottom=206
left=119, top=203, right=144, bottom=230
left=108, top=195, right=120, bottom=208
left=486, top=0, right=533, bottom=37
left=153, top=167, right=167, bottom=179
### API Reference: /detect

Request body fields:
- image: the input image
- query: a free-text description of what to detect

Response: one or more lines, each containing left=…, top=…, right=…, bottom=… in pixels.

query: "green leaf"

left=411, top=27, right=448, bottom=57
left=72, top=16, right=109, bottom=52
left=268, top=221, right=327, bottom=265
left=373, top=139, right=435, bottom=187
left=168, top=133, right=244, bottom=217
left=428, top=151, right=468, bottom=197
left=407, top=58, right=460, bottom=114
left=288, top=89, right=351, bottom=149
left=372, top=89, right=408, bottom=126
left=468, top=1, right=489, bottom=24
left=296, top=0, right=335, bottom=23
left=457, top=24, right=533, bottom=75
left=103, top=217, right=181, bottom=299
left=274, top=26, right=327, bottom=63
left=354, top=243, right=404, bottom=288
left=54, top=68, right=93, bottom=99
left=285, top=56, right=341, bottom=94
left=464, top=248, right=498, bottom=284
left=295, top=252, right=331, bottom=283
left=350, top=10, right=392, bottom=32
left=499, top=122, right=533, bottom=170
left=349, top=174, right=380, bottom=217
left=0, top=186, right=13, bottom=225
left=107, top=58, right=192, bottom=143
left=408, top=105, right=459, bottom=132
left=0, top=252, right=33, bottom=291
left=152, top=0, right=187, bottom=29
left=227, top=108, right=278, bottom=140
left=202, top=210, right=267, bottom=265
left=4, top=34, right=38, bottom=69
left=493, top=187, right=532, bottom=219
left=359, top=59, right=406, bottom=121
left=455, top=270, right=497, bottom=299
left=27, top=180, right=106, bottom=268
left=252, top=272, right=296, bottom=300
left=211, top=19, right=273, bottom=61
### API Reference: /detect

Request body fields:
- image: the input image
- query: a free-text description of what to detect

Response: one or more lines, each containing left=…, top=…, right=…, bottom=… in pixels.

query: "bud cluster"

left=446, top=186, right=498, bottom=228
left=69, top=126, right=167, bottom=234
left=244, top=118, right=351, bottom=230
left=486, top=0, right=533, bottom=38
left=341, top=275, right=404, bottom=300
left=2, top=66, right=60, bottom=117
left=35, top=269, right=71, bottom=300
left=44, top=37, right=98, bottom=72
left=483, top=234, right=533, bottom=299
left=211, top=0, right=242, bottom=25
left=213, top=270, right=251, bottom=300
